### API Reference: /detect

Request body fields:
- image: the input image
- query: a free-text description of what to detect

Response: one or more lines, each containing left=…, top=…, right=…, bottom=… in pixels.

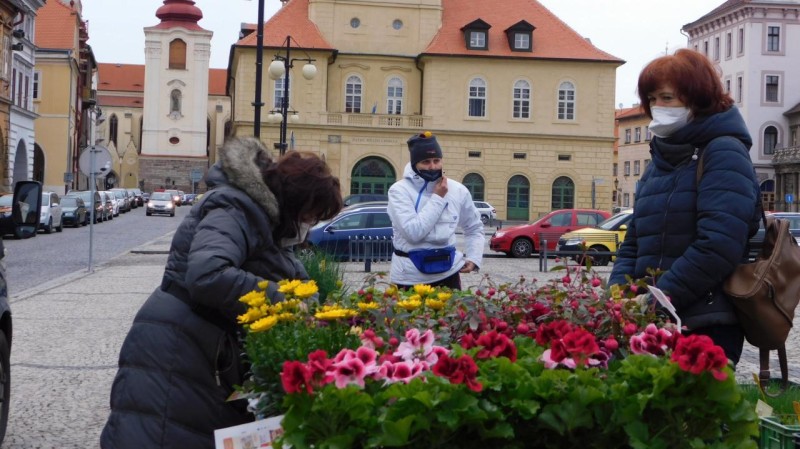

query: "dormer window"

left=461, top=19, right=491, bottom=50
left=505, top=20, right=535, bottom=52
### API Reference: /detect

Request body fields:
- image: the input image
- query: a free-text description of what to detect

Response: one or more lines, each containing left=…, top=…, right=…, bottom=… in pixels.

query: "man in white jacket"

left=387, top=131, right=484, bottom=289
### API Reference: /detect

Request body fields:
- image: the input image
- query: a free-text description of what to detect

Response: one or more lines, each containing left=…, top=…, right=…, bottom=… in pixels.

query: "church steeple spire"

left=154, top=0, right=205, bottom=30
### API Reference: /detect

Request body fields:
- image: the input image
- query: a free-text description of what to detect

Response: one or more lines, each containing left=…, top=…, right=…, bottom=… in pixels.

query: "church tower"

left=139, top=0, right=211, bottom=192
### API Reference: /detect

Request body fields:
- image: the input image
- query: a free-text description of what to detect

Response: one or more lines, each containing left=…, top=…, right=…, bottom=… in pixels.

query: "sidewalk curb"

left=10, top=232, right=175, bottom=302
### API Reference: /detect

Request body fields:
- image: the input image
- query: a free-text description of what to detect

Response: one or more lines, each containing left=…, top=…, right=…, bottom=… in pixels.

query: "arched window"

left=557, top=81, right=575, bottom=120
left=345, top=75, right=363, bottom=113
left=109, top=114, right=119, bottom=148
left=387, top=77, right=403, bottom=115
left=506, top=175, right=530, bottom=220
left=764, top=126, right=778, bottom=155
left=463, top=173, right=485, bottom=201
left=551, top=176, right=575, bottom=209
left=169, top=39, right=187, bottom=70
left=468, top=78, right=487, bottom=117
left=513, top=80, right=530, bottom=119
left=350, top=157, right=395, bottom=194
left=170, top=89, right=182, bottom=114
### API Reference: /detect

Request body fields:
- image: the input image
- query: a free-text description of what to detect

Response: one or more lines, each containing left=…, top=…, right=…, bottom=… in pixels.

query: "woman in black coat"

left=101, top=137, right=343, bottom=449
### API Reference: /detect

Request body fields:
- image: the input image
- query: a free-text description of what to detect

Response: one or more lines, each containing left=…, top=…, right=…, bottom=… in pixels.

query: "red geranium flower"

left=281, top=360, right=313, bottom=394
left=433, top=354, right=482, bottom=392
left=549, top=328, right=600, bottom=367
left=671, top=334, right=729, bottom=381
left=535, top=320, right=574, bottom=346
left=475, top=330, right=517, bottom=362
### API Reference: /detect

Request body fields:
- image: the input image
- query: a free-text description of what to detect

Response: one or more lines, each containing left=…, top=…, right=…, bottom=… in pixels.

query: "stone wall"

left=139, top=156, right=208, bottom=193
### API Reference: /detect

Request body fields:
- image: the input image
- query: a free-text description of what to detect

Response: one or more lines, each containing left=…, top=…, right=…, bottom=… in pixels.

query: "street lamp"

left=251, top=0, right=266, bottom=139
left=267, top=35, right=317, bottom=155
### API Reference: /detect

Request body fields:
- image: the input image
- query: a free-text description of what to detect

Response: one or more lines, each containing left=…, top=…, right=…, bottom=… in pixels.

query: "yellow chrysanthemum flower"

left=437, top=292, right=452, bottom=301
left=413, top=284, right=434, bottom=296
left=358, top=301, right=379, bottom=312
left=397, top=298, right=422, bottom=312
left=349, top=326, right=363, bottom=336
left=257, top=280, right=269, bottom=290
left=249, top=315, right=279, bottom=333
left=425, top=298, right=446, bottom=311
left=609, top=284, right=622, bottom=300
left=293, top=281, right=319, bottom=299
left=278, top=279, right=302, bottom=295
left=275, top=312, right=297, bottom=322
left=315, top=307, right=357, bottom=321
left=239, top=290, right=266, bottom=308
left=237, top=307, right=265, bottom=324
left=384, top=285, right=398, bottom=296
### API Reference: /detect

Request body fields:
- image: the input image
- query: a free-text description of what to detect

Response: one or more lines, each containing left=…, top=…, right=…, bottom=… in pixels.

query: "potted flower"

left=236, top=268, right=760, bottom=448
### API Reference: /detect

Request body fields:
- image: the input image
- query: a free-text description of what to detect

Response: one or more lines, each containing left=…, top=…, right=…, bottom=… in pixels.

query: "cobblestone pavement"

left=5, top=229, right=797, bottom=447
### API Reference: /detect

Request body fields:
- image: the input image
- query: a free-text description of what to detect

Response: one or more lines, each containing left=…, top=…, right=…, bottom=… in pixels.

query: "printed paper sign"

left=214, top=415, right=284, bottom=449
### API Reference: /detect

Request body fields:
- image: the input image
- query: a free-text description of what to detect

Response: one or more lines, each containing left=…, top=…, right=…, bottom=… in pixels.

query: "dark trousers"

left=396, top=271, right=461, bottom=291
left=685, top=324, right=744, bottom=366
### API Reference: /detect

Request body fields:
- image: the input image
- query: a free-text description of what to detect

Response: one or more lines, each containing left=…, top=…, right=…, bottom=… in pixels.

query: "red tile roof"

left=97, top=95, right=144, bottom=108
left=35, top=0, right=79, bottom=49
left=423, top=0, right=623, bottom=62
left=235, top=0, right=334, bottom=51
left=97, top=62, right=228, bottom=96
left=615, top=106, right=645, bottom=120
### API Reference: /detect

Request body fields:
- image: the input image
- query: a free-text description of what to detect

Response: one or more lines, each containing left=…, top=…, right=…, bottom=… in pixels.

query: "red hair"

left=637, top=49, right=733, bottom=119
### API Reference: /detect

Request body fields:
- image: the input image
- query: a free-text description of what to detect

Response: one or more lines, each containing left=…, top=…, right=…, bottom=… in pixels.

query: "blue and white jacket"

left=387, top=163, right=484, bottom=285
left=608, top=106, right=761, bottom=330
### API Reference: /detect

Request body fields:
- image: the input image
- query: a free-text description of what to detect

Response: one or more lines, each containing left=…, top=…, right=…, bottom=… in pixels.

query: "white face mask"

left=649, top=106, right=691, bottom=138
left=280, top=222, right=313, bottom=248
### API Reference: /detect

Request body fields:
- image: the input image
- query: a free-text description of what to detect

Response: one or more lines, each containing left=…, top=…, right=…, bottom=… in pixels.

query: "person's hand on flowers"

left=460, top=260, right=478, bottom=273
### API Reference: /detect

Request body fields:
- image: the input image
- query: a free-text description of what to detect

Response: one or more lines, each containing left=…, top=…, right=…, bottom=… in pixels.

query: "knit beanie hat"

left=407, top=131, right=443, bottom=167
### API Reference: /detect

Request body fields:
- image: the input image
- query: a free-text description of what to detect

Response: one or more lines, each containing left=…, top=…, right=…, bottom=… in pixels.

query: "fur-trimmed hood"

left=204, top=137, right=280, bottom=223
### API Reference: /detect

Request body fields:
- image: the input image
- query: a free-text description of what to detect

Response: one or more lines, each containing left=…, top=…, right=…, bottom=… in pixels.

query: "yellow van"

left=556, top=209, right=633, bottom=266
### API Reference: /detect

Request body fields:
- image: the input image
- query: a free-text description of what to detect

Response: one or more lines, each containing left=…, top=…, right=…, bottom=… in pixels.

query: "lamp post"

left=252, top=0, right=266, bottom=139
left=266, top=36, right=317, bottom=155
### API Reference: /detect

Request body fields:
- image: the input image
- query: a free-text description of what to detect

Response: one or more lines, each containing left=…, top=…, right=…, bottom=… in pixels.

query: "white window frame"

left=386, top=77, right=403, bottom=115
left=624, top=129, right=631, bottom=144
left=273, top=74, right=289, bottom=109
left=634, top=160, right=641, bottom=176
left=634, top=127, right=641, bottom=143
left=725, top=32, right=732, bottom=59
left=713, top=36, right=720, bottom=61
left=345, top=75, right=363, bottom=113
left=624, top=161, right=631, bottom=176
left=766, top=25, right=781, bottom=53
left=737, top=27, right=745, bottom=55
left=556, top=81, right=575, bottom=120
left=468, top=77, right=486, bottom=118
left=763, top=125, right=779, bottom=155
left=761, top=71, right=784, bottom=106
left=512, top=79, right=530, bottom=119
left=469, top=31, right=486, bottom=49
left=514, top=33, right=530, bottom=50
left=736, top=74, right=743, bottom=103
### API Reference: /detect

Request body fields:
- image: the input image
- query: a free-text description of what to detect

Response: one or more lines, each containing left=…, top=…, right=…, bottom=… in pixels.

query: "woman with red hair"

left=609, top=49, right=761, bottom=365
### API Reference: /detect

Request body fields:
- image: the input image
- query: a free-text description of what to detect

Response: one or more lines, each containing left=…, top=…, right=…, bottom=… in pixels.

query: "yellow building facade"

left=228, top=0, right=623, bottom=221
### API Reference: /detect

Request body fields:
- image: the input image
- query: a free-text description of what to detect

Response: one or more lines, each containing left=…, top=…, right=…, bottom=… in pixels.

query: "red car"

left=489, top=208, right=611, bottom=258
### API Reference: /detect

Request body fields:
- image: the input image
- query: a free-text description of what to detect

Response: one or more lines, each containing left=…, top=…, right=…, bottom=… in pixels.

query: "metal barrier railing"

left=348, top=235, right=394, bottom=272
left=538, top=233, right=619, bottom=272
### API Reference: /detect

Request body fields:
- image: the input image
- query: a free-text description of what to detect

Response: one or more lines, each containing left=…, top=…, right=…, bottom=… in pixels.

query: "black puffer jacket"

left=609, top=106, right=761, bottom=330
left=101, top=139, right=307, bottom=449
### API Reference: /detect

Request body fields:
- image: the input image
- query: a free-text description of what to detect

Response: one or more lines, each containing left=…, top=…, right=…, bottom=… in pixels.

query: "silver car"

left=146, top=192, right=176, bottom=217
left=40, top=191, right=64, bottom=234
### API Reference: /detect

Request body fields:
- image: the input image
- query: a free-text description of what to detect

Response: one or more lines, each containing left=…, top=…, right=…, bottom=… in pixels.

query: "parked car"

left=746, top=212, right=800, bottom=261
left=489, top=209, right=611, bottom=258
left=142, top=192, right=151, bottom=203
left=39, top=191, right=64, bottom=234
left=0, top=181, right=42, bottom=239
left=65, top=191, right=104, bottom=223
left=126, top=188, right=143, bottom=208
left=473, top=201, right=496, bottom=225
left=342, top=193, right=389, bottom=207
left=0, top=180, right=42, bottom=444
left=60, top=196, right=88, bottom=227
left=306, top=204, right=393, bottom=260
left=182, top=193, right=197, bottom=205
left=109, top=188, right=132, bottom=213
left=556, top=209, right=634, bottom=266
left=100, top=191, right=116, bottom=220
left=146, top=191, right=176, bottom=217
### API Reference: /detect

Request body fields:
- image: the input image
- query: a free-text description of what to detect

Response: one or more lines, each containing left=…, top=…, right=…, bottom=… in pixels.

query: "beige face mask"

left=280, top=222, right=313, bottom=248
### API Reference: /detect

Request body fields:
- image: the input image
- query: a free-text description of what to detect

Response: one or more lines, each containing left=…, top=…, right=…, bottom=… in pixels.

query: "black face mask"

left=417, top=169, right=443, bottom=182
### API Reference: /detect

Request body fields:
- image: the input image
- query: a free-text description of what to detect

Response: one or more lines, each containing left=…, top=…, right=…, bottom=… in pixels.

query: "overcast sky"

left=82, top=0, right=724, bottom=107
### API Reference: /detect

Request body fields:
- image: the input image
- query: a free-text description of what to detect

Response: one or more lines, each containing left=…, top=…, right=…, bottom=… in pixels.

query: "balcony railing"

left=772, top=145, right=800, bottom=164
left=323, top=113, right=428, bottom=129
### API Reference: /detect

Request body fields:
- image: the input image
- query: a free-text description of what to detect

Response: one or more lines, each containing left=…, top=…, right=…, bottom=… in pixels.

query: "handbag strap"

left=760, top=346, right=789, bottom=396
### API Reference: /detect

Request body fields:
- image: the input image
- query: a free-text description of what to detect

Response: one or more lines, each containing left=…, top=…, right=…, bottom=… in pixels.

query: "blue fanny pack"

left=407, top=246, right=456, bottom=274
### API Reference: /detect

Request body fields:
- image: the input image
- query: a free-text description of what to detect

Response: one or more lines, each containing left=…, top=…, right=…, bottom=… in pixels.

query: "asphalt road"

left=3, top=204, right=189, bottom=294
